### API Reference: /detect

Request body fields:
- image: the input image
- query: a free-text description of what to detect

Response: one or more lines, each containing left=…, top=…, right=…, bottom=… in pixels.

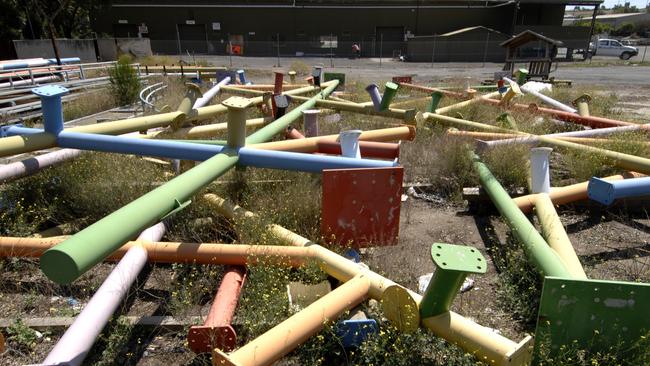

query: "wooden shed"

left=500, top=30, right=563, bottom=80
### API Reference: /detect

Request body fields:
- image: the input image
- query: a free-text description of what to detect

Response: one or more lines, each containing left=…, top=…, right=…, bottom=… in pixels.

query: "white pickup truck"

left=586, top=39, right=639, bottom=60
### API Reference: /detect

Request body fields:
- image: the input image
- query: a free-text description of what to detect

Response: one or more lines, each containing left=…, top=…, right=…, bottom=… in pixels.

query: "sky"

left=600, top=0, right=647, bottom=9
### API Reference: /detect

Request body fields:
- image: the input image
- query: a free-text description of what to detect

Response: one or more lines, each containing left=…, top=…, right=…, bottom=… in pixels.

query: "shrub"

left=109, top=55, right=141, bottom=106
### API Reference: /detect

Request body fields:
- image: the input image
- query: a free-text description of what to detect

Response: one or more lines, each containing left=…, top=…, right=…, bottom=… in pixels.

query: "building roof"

left=595, top=12, right=646, bottom=19
left=112, top=0, right=604, bottom=7
left=500, top=30, right=564, bottom=48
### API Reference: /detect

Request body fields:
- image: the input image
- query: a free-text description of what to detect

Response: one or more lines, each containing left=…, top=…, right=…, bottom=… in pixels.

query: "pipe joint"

left=32, top=85, right=69, bottom=135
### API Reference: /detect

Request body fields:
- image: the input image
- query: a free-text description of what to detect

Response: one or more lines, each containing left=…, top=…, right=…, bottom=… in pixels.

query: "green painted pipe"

left=39, top=82, right=338, bottom=284
left=380, top=82, right=399, bottom=111
left=427, top=92, right=443, bottom=113
left=471, top=152, right=571, bottom=278
left=516, top=68, right=529, bottom=85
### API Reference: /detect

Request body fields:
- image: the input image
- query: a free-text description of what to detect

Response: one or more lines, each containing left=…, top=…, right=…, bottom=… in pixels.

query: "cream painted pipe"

left=289, top=95, right=416, bottom=122
left=202, top=194, right=531, bottom=365
left=446, top=130, right=650, bottom=146
left=530, top=147, right=552, bottom=194
left=144, top=118, right=271, bottom=139
left=534, top=194, right=587, bottom=279
left=389, top=96, right=433, bottom=108
left=513, top=172, right=645, bottom=213
left=249, top=125, right=416, bottom=153
left=503, top=77, right=576, bottom=113
left=434, top=91, right=501, bottom=115
left=212, top=275, right=370, bottom=366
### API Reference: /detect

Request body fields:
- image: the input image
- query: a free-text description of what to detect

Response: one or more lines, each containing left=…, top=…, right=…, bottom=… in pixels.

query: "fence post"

left=482, top=32, right=491, bottom=68
left=642, top=45, right=647, bottom=63
left=379, top=34, right=383, bottom=68
left=229, top=41, right=233, bottom=68
left=276, top=33, right=281, bottom=67
left=330, top=32, right=334, bottom=68
left=431, top=35, right=437, bottom=68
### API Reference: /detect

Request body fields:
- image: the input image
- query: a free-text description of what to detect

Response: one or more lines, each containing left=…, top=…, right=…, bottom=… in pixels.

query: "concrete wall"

left=13, top=39, right=97, bottom=62
left=97, top=38, right=153, bottom=60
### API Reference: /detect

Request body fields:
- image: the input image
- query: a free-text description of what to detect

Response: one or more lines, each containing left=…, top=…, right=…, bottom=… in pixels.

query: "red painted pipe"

left=273, top=72, right=284, bottom=95
left=479, top=97, right=634, bottom=129
left=285, top=126, right=399, bottom=159
left=187, top=266, right=246, bottom=353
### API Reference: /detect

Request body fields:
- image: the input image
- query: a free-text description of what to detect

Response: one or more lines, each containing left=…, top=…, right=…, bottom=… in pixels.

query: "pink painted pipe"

left=0, top=148, right=84, bottom=183
left=42, top=222, right=166, bottom=366
left=187, top=265, right=246, bottom=353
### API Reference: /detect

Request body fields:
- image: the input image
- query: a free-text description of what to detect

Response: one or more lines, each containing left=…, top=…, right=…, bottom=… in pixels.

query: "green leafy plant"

left=109, top=55, right=141, bottom=106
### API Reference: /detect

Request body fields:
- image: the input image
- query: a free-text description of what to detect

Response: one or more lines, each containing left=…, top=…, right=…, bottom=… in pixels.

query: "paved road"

left=183, top=54, right=650, bottom=87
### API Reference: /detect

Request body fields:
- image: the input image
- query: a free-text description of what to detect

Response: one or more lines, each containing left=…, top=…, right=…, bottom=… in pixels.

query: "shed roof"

left=500, top=30, right=564, bottom=48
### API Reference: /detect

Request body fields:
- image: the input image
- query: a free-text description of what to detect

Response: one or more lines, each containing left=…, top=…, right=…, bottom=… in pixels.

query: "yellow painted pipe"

left=212, top=275, right=370, bottom=366
left=389, top=96, right=433, bottom=108
left=446, top=130, right=650, bottom=146
left=426, top=113, right=650, bottom=175
left=434, top=91, right=501, bottom=115
left=144, top=117, right=272, bottom=139
left=534, top=194, right=587, bottom=279
left=289, top=95, right=416, bottom=122
left=249, top=125, right=416, bottom=153
left=423, top=312, right=533, bottom=366
left=0, top=236, right=316, bottom=267
left=422, top=113, right=525, bottom=134
left=202, top=194, right=532, bottom=365
left=513, top=172, right=645, bottom=213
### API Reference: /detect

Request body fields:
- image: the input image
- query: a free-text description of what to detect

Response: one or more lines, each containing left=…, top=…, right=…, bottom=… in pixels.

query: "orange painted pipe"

left=188, top=265, right=246, bottom=353
left=213, top=275, right=370, bottom=366
left=0, top=238, right=315, bottom=266
left=251, top=125, right=415, bottom=153
left=479, top=98, right=635, bottom=128
left=513, top=172, right=645, bottom=213
left=285, top=126, right=400, bottom=159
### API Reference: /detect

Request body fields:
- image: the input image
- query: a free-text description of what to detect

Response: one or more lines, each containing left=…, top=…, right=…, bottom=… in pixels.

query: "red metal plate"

left=321, top=167, right=403, bottom=248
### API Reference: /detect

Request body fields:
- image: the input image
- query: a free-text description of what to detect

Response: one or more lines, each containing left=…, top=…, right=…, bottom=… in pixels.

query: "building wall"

left=407, top=29, right=509, bottom=62
left=92, top=2, right=577, bottom=58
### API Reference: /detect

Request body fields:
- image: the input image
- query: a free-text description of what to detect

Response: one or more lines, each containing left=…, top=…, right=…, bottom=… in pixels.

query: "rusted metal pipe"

left=188, top=266, right=246, bottom=353
left=284, top=126, right=400, bottom=159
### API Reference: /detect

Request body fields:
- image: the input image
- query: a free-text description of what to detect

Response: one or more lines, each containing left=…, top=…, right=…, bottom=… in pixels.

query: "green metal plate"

left=533, top=277, right=650, bottom=362
left=323, top=72, right=346, bottom=88
left=430, top=243, right=487, bottom=274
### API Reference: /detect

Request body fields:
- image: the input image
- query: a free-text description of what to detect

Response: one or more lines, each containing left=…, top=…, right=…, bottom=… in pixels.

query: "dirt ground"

left=1, top=64, right=649, bottom=365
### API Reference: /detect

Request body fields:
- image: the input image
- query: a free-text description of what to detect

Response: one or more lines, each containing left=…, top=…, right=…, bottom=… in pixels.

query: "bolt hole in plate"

left=430, top=243, right=487, bottom=275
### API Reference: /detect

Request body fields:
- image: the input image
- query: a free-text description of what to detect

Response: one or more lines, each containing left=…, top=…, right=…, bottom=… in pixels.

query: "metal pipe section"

left=365, top=84, right=382, bottom=111
left=426, top=114, right=650, bottom=176
left=0, top=237, right=316, bottom=267
left=212, top=275, right=370, bottom=366
left=39, top=81, right=339, bottom=284
left=302, top=109, right=320, bottom=137
left=33, top=85, right=68, bottom=134
left=504, top=78, right=576, bottom=113
left=534, top=194, right=587, bottom=279
left=588, top=176, right=650, bottom=205
left=478, top=97, right=636, bottom=128
left=434, top=91, right=501, bottom=115
left=202, top=194, right=531, bottom=366
left=530, top=147, right=552, bottom=194
left=398, top=82, right=466, bottom=99
left=471, top=152, right=571, bottom=278
left=223, top=97, right=252, bottom=148
left=284, top=126, right=400, bottom=159
left=514, top=172, right=645, bottom=213
left=188, top=266, right=246, bottom=353
left=42, top=222, right=166, bottom=366
left=289, top=95, right=416, bottom=123
left=339, top=130, right=362, bottom=158
left=145, top=118, right=271, bottom=139
left=380, top=82, right=399, bottom=111
left=0, top=148, right=83, bottom=183
left=193, top=77, right=231, bottom=109
left=273, top=72, right=284, bottom=95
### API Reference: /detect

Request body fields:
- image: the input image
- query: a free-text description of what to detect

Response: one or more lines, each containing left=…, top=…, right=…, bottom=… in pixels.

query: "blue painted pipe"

left=588, top=176, right=650, bottom=206
left=57, top=131, right=223, bottom=161
left=1, top=125, right=42, bottom=137
left=237, top=147, right=396, bottom=172
left=237, top=70, right=251, bottom=85
left=47, top=57, right=81, bottom=65
left=33, top=85, right=69, bottom=135
left=57, top=131, right=394, bottom=172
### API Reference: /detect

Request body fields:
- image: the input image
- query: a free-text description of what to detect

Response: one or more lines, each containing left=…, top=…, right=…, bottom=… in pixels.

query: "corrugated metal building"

left=90, top=0, right=602, bottom=60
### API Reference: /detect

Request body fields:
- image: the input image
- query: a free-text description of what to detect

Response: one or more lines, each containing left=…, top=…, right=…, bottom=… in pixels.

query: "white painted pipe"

left=0, top=75, right=60, bottom=88
left=504, top=77, right=576, bottom=113
left=530, top=147, right=553, bottom=194
left=192, top=76, right=231, bottom=109
left=339, top=130, right=363, bottom=158
left=0, top=148, right=84, bottom=183
left=365, top=84, right=382, bottom=112
left=42, top=222, right=166, bottom=366
left=482, top=124, right=649, bottom=148
left=302, top=109, right=320, bottom=137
